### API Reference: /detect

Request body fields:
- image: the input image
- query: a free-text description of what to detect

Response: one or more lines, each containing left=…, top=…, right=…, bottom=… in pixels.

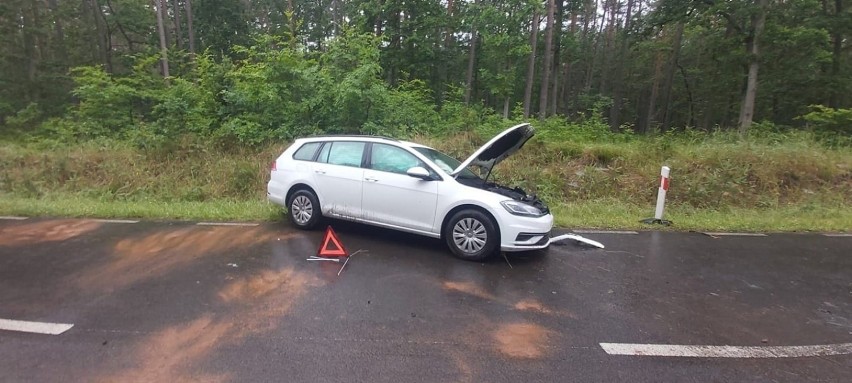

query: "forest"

left=1, top=0, right=850, bottom=230
left=1, top=0, right=850, bottom=143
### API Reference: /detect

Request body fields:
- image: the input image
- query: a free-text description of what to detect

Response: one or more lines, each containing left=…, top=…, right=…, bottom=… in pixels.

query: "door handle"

left=314, top=169, right=326, bottom=174
left=364, top=177, right=378, bottom=182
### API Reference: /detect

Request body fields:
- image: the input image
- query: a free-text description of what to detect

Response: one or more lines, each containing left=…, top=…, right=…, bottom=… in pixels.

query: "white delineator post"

left=654, top=166, right=671, bottom=220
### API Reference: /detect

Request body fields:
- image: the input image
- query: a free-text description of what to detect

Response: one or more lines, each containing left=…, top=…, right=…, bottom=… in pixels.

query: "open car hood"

left=451, top=123, right=535, bottom=177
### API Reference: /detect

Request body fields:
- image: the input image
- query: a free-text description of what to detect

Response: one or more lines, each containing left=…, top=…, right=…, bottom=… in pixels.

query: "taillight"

left=270, top=161, right=277, bottom=171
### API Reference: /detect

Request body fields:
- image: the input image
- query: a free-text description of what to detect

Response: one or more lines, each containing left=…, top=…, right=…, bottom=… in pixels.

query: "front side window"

left=323, top=141, right=365, bottom=167
left=414, top=147, right=479, bottom=179
left=370, top=144, right=426, bottom=174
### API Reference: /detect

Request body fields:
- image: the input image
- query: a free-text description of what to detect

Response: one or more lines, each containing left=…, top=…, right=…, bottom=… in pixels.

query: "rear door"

left=361, top=143, right=439, bottom=232
left=311, top=141, right=366, bottom=220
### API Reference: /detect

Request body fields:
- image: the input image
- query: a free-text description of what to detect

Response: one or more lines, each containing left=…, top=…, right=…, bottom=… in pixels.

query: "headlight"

left=500, top=200, right=545, bottom=217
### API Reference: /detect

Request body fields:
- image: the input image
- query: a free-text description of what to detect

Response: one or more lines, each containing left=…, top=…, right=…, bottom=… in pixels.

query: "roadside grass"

left=550, top=200, right=852, bottom=232
left=0, top=195, right=281, bottom=222
left=2, top=194, right=849, bottom=232
left=1, top=129, right=850, bottom=232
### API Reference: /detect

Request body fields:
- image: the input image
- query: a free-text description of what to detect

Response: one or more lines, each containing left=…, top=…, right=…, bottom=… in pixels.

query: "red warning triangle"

left=317, top=226, right=348, bottom=257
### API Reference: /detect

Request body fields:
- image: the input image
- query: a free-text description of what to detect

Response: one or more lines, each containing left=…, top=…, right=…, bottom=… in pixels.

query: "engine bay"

left=458, top=178, right=550, bottom=214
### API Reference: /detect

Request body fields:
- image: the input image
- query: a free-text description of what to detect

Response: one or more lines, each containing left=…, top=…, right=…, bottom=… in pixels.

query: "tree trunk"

left=186, top=0, right=196, bottom=55
left=464, top=29, right=478, bottom=104
left=46, top=0, right=68, bottom=64
left=737, top=0, right=767, bottom=135
left=436, top=0, right=455, bottom=107
left=89, top=0, right=110, bottom=70
left=156, top=0, right=171, bottom=78
left=644, top=50, right=665, bottom=134
left=285, top=0, right=296, bottom=41
left=375, top=0, right=384, bottom=37
left=22, top=1, right=37, bottom=91
left=550, top=0, right=564, bottom=116
left=609, top=0, right=634, bottom=131
left=388, top=7, right=402, bottom=86
left=583, top=1, right=602, bottom=92
left=106, top=0, right=136, bottom=52
left=445, top=0, right=455, bottom=47
left=464, top=0, right=480, bottom=105
left=503, top=97, right=511, bottom=119
left=523, top=10, right=540, bottom=118
left=562, top=6, right=577, bottom=114
left=538, top=0, right=555, bottom=119
left=598, top=0, right=616, bottom=94
left=331, top=0, right=341, bottom=36
left=661, top=23, right=684, bottom=132
left=828, top=0, right=843, bottom=108
left=173, top=0, right=183, bottom=50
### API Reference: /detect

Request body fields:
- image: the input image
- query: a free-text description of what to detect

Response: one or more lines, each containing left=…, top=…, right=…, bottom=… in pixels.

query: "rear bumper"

left=267, top=180, right=287, bottom=206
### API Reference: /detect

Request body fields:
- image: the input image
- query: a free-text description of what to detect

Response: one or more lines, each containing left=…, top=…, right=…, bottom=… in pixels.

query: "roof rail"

left=306, top=134, right=399, bottom=142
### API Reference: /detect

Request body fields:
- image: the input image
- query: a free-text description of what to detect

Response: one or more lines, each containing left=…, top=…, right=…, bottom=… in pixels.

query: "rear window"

left=292, top=142, right=321, bottom=161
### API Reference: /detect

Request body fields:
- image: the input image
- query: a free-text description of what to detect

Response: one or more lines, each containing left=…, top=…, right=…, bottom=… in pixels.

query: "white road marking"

left=90, top=219, right=139, bottom=224
left=0, top=216, right=29, bottom=220
left=703, top=232, right=767, bottom=237
left=823, top=233, right=852, bottom=237
left=573, top=230, right=638, bottom=235
left=0, top=318, right=74, bottom=335
left=600, top=342, right=852, bottom=358
left=196, top=222, right=259, bottom=227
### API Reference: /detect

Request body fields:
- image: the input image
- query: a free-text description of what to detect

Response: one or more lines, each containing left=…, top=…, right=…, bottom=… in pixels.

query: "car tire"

left=444, top=209, right=499, bottom=261
left=288, top=189, right=321, bottom=230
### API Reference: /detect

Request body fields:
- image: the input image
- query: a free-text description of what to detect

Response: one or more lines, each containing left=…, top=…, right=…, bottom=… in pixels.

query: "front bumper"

left=498, top=213, right=554, bottom=252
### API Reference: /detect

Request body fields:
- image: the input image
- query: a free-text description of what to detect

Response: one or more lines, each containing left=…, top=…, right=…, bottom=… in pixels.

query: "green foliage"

left=29, top=31, right=455, bottom=146
left=369, top=80, right=441, bottom=137
left=4, top=102, right=42, bottom=130
left=800, top=106, right=852, bottom=146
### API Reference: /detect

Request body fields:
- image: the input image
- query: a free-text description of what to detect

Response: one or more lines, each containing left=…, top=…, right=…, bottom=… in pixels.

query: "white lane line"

left=0, top=318, right=74, bottom=335
left=573, top=230, right=638, bottom=235
left=703, top=232, right=767, bottom=237
left=600, top=342, right=852, bottom=358
left=90, top=219, right=139, bottom=224
left=823, top=233, right=852, bottom=237
left=196, top=222, right=259, bottom=227
left=0, top=216, right=29, bottom=220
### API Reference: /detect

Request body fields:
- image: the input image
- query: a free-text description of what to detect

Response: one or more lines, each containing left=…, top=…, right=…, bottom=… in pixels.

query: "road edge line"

left=600, top=342, right=852, bottom=358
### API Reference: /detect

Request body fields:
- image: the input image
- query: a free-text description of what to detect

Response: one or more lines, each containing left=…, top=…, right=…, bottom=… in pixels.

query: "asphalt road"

left=0, top=218, right=850, bottom=382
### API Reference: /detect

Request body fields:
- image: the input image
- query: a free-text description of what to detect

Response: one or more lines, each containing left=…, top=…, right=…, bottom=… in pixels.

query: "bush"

left=800, top=106, right=852, bottom=147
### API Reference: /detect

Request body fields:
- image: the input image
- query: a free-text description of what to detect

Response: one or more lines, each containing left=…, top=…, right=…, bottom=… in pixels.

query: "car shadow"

left=273, top=218, right=569, bottom=265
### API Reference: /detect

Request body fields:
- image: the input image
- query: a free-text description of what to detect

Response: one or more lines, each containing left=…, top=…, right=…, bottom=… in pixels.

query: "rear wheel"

left=444, top=209, right=499, bottom=261
left=288, top=189, right=321, bottom=229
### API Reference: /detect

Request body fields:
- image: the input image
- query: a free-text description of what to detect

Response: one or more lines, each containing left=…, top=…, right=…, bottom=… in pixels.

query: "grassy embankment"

left=1, top=129, right=850, bottom=232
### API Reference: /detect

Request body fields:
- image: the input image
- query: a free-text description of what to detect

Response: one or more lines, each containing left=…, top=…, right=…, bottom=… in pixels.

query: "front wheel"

left=287, top=189, right=321, bottom=229
left=444, top=209, right=499, bottom=261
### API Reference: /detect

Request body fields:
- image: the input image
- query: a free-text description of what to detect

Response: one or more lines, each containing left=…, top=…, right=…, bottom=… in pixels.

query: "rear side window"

left=320, top=142, right=365, bottom=167
left=292, top=142, right=321, bottom=161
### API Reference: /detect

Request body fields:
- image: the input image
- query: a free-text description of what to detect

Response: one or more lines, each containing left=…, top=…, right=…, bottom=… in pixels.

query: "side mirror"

left=406, top=166, right=434, bottom=180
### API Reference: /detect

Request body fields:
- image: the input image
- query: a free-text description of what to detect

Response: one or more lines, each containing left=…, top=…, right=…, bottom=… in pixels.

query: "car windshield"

left=414, top=147, right=480, bottom=180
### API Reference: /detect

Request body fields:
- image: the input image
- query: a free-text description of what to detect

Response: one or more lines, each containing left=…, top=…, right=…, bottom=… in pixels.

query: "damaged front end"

left=458, top=179, right=549, bottom=216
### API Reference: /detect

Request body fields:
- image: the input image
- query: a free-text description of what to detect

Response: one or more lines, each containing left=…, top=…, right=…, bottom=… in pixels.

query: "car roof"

left=300, top=135, right=398, bottom=142
left=296, top=135, right=433, bottom=150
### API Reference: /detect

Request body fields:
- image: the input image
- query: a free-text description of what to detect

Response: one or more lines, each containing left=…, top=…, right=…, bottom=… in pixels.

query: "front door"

left=361, top=143, right=439, bottom=232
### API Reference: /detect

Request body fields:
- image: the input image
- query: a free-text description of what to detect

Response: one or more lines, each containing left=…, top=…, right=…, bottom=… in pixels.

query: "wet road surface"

left=0, top=218, right=850, bottom=382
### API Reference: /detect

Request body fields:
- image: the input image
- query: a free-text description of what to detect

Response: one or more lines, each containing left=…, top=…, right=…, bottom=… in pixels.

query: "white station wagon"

left=267, top=123, right=554, bottom=260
